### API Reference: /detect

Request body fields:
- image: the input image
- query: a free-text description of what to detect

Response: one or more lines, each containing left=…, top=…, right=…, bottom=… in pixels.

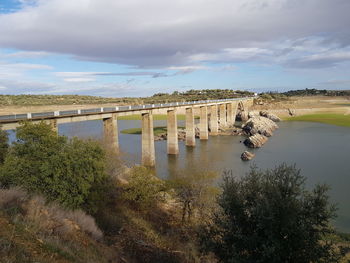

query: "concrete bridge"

left=0, top=98, right=254, bottom=167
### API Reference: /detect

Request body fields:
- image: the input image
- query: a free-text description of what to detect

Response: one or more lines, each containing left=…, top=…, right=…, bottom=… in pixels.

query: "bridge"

left=0, top=97, right=254, bottom=167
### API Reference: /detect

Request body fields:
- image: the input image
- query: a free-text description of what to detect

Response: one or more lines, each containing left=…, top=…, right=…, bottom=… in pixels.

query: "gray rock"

left=242, top=116, right=278, bottom=137
left=259, top=110, right=281, bottom=122
left=244, top=134, right=268, bottom=148
left=241, top=151, right=255, bottom=161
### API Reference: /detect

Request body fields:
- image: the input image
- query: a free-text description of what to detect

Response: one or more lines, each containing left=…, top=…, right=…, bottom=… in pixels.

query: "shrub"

left=167, top=171, right=219, bottom=222
left=199, top=164, right=340, bottom=263
left=0, top=129, right=8, bottom=165
left=0, top=122, right=107, bottom=212
left=122, top=166, right=166, bottom=209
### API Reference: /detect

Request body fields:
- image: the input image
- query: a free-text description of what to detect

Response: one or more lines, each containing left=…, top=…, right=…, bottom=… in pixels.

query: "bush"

left=122, top=166, right=166, bottom=209
left=199, top=164, right=340, bottom=263
left=0, top=129, right=8, bottom=164
left=167, top=171, right=219, bottom=223
left=0, top=122, right=107, bottom=212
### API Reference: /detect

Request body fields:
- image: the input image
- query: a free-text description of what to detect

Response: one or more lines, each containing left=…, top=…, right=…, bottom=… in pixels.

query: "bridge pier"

left=185, top=107, right=196, bottom=146
left=167, top=109, right=179, bottom=154
left=210, top=105, right=219, bottom=135
left=219, top=104, right=227, bottom=129
left=199, top=106, right=208, bottom=140
left=141, top=111, right=155, bottom=167
left=226, top=102, right=237, bottom=127
left=103, top=113, right=119, bottom=152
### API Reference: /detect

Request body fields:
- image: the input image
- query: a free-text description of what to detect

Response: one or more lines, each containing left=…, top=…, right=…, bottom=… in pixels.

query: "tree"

left=168, top=171, right=219, bottom=223
left=199, top=164, right=340, bottom=263
left=0, top=122, right=107, bottom=212
left=0, top=129, right=8, bottom=164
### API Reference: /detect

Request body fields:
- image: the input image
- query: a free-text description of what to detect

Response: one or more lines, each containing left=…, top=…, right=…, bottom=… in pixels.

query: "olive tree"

left=199, top=164, right=340, bottom=263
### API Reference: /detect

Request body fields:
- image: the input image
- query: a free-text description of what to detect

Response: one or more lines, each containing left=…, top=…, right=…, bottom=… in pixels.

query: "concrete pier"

left=103, top=113, right=119, bottom=152
left=185, top=107, right=196, bottom=146
left=141, top=111, right=155, bottom=167
left=199, top=106, right=208, bottom=140
left=210, top=105, right=219, bottom=135
left=226, top=102, right=236, bottom=127
left=167, top=109, right=179, bottom=154
left=219, top=104, right=227, bottom=128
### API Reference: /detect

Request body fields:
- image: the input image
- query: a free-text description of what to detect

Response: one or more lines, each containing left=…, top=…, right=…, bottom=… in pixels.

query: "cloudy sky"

left=0, top=0, right=349, bottom=97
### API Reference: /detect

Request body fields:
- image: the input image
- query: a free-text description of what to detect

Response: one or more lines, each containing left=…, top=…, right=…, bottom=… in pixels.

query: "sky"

left=0, top=0, right=350, bottom=97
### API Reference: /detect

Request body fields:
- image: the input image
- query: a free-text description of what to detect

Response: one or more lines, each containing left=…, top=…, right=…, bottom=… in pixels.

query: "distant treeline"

left=260, top=88, right=350, bottom=100
left=0, top=89, right=254, bottom=106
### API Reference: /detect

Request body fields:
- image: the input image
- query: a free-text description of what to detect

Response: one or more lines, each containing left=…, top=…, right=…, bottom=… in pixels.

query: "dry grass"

left=0, top=188, right=103, bottom=240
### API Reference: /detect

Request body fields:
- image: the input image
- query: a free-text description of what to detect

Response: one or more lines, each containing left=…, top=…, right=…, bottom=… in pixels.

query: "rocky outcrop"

left=241, top=151, right=255, bottom=161
left=259, top=110, right=281, bottom=122
left=248, top=111, right=260, bottom=119
left=242, top=116, right=278, bottom=137
left=243, top=134, right=268, bottom=148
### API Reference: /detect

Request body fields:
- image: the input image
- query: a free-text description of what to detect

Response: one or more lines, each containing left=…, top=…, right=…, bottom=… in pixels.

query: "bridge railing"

left=0, top=97, right=253, bottom=123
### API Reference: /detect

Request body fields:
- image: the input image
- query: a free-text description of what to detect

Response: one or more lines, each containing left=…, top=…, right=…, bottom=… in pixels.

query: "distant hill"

left=0, top=89, right=254, bottom=106
left=261, top=88, right=350, bottom=98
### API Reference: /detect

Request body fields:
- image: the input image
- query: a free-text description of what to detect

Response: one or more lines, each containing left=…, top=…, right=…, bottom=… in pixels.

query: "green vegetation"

left=260, top=88, right=350, bottom=98
left=167, top=170, right=219, bottom=223
left=0, top=89, right=254, bottom=106
left=121, top=126, right=167, bottom=136
left=0, top=130, right=8, bottom=164
left=121, top=166, right=166, bottom=209
left=286, top=113, right=350, bottom=127
left=1, top=122, right=349, bottom=262
left=121, top=126, right=185, bottom=136
left=0, top=122, right=108, bottom=212
left=199, top=164, right=340, bottom=263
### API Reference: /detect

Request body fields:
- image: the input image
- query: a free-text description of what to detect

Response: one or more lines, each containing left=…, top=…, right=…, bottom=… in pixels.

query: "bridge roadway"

left=0, top=97, right=254, bottom=167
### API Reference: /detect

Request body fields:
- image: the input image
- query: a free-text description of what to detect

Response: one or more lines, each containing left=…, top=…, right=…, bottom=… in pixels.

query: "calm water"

left=7, top=119, right=350, bottom=232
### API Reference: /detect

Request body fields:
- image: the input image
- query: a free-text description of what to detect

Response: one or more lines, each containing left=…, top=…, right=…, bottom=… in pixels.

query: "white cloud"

left=63, top=78, right=95, bottom=82
left=0, top=0, right=349, bottom=68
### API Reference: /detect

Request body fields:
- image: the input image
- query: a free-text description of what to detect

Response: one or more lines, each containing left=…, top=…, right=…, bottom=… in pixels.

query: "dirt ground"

left=251, top=96, right=350, bottom=117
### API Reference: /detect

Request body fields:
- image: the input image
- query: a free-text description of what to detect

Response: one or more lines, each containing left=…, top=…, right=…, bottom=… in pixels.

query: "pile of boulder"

left=240, top=110, right=280, bottom=161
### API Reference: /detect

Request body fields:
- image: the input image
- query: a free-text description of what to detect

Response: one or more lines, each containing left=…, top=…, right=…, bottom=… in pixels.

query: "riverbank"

left=285, top=113, right=350, bottom=127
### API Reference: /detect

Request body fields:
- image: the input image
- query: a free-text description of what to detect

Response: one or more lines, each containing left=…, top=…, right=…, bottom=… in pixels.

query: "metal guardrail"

left=0, top=97, right=253, bottom=123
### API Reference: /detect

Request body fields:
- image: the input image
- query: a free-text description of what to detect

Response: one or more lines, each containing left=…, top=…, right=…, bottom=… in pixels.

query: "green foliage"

left=286, top=113, right=350, bottom=127
left=200, top=164, right=340, bottom=263
left=167, top=171, right=219, bottom=223
left=0, top=122, right=107, bottom=212
left=122, top=166, right=166, bottom=208
left=0, top=129, right=8, bottom=164
left=0, top=89, right=254, bottom=106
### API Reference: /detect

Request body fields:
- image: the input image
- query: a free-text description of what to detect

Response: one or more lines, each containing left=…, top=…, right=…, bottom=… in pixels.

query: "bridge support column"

left=167, top=109, right=179, bottom=154
left=103, top=114, right=119, bottom=152
left=200, top=106, right=208, bottom=140
left=219, top=104, right=227, bottom=129
left=241, top=101, right=249, bottom=122
left=210, top=105, right=219, bottom=135
left=142, top=111, right=155, bottom=167
left=185, top=107, right=195, bottom=146
left=226, top=102, right=237, bottom=127
left=50, top=119, right=58, bottom=133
